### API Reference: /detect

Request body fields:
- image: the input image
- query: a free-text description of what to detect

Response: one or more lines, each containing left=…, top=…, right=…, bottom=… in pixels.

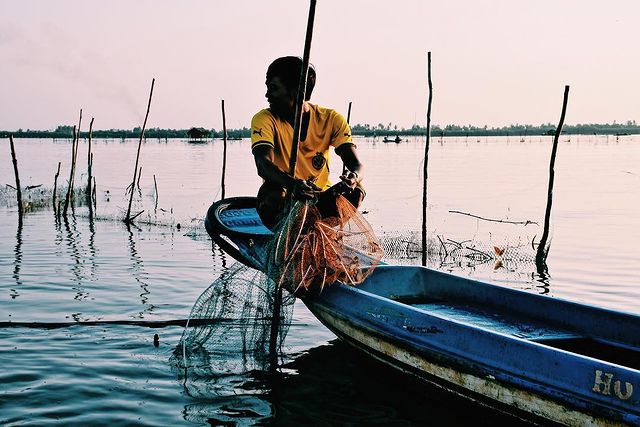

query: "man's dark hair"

left=266, top=56, right=316, bottom=100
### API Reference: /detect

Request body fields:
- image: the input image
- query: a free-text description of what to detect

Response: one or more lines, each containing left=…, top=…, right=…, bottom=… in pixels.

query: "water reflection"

left=11, top=221, right=23, bottom=298
left=126, top=223, right=155, bottom=318
left=62, top=215, right=89, bottom=302
left=176, top=340, right=528, bottom=426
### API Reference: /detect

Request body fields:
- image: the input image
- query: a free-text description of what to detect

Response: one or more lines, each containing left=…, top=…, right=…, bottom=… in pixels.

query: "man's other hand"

left=291, top=179, right=320, bottom=200
left=339, top=171, right=359, bottom=190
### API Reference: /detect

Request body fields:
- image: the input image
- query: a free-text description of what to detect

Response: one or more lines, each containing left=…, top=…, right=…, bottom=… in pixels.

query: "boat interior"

left=358, top=265, right=640, bottom=371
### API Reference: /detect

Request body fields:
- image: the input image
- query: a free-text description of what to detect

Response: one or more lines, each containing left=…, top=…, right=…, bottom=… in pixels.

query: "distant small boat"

left=383, top=136, right=402, bottom=143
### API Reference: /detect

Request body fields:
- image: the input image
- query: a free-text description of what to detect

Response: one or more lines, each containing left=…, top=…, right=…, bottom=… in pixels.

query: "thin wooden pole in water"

left=270, top=0, right=317, bottom=366
left=92, top=177, right=97, bottom=210
left=63, top=124, right=78, bottom=217
left=86, top=117, right=94, bottom=200
left=9, top=135, right=23, bottom=223
left=125, top=78, right=155, bottom=224
left=422, top=52, right=433, bottom=266
left=536, top=85, right=570, bottom=269
left=88, top=153, right=94, bottom=218
left=53, top=161, right=61, bottom=216
left=221, top=99, right=228, bottom=200
left=71, top=110, right=83, bottom=206
left=153, top=174, right=159, bottom=211
left=137, top=166, right=142, bottom=190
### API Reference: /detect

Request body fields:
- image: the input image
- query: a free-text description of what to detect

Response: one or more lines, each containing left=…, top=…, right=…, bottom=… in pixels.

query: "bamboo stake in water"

left=270, top=0, right=317, bottom=366
left=137, top=166, right=142, bottom=191
left=53, top=161, right=61, bottom=216
left=9, top=135, right=23, bottom=223
left=422, top=52, right=433, bottom=266
left=70, top=110, right=83, bottom=206
left=63, top=125, right=78, bottom=216
left=221, top=99, right=228, bottom=200
left=86, top=117, right=94, bottom=200
left=125, top=78, right=155, bottom=224
left=536, top=85, right=570, bottom=269
left=153, top=174, right=158, bottom=211
left=92, top=177, right=97, bottom=210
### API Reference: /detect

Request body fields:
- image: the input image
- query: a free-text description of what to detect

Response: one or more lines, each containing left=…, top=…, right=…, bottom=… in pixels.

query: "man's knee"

left=256, top=183, right=286, bottom=229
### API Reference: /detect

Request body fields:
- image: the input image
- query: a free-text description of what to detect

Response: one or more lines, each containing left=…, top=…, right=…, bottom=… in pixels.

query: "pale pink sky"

left=1, top=0, right=639, bottom=131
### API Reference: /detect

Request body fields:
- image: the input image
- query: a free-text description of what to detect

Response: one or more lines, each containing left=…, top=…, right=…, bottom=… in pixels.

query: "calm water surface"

left=1, top=136, right=638, bottom=425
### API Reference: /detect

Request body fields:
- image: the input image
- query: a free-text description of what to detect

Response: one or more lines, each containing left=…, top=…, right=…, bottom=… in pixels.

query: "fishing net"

left=176, top=263, right=295, bottom=374
left=266, top=194, right=384, bottom=295
left=177, top=194, right=383, bottom=373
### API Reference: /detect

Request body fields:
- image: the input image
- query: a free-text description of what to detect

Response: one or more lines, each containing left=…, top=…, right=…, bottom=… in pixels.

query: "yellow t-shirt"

left=251, top=103, right=353, bottom=190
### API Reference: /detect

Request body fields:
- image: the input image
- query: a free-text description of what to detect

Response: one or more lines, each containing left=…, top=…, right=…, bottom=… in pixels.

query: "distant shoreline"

left=2, top=123, right=639, bottom=139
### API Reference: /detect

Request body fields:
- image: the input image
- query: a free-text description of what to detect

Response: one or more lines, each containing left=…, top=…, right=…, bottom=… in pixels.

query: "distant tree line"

left=2, top=121, right=638, bottom=139
left=350, top=120, right=639, bottom=137
left=0, top=126, right=251, bottom=139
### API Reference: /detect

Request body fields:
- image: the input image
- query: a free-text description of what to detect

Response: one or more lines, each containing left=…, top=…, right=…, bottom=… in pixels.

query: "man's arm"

left=252, top=144, right=319, bottom=199
left=335, top=143, right=363, bottom=189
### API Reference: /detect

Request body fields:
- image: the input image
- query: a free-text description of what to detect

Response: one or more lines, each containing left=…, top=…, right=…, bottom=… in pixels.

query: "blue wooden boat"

left=205, top=197, right=640, bottom=426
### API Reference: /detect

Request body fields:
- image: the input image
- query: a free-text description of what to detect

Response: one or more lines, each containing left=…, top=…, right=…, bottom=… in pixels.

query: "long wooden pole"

left=536, top=85, right=570, bottom=269
left=270, top=0, right=317, bottom=365
left=422, top=52, right=433, bottom=266
left=9, top=135, right=23, bottom=223
left=286, top=0, right=317, bottom=178
left=221, top=99, right=228, bottom=200
left=342, top=101, right=353, bottom=175
left=125, top=78, right=155, bottom=224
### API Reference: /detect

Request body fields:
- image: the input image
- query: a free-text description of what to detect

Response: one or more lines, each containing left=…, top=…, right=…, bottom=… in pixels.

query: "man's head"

left=265, top=56, right=316, bottom=114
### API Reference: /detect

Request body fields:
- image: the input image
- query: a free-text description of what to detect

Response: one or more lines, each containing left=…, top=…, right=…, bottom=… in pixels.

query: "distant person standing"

left=251, top=56, right=365, bottom=229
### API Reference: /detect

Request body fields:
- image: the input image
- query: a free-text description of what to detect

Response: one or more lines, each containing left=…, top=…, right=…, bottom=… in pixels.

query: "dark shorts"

left=256, top=182, right=365, bottom=230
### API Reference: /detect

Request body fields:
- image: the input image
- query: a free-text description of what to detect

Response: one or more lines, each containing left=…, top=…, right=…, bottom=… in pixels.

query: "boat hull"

left=205, top=197, right=640, bottom=426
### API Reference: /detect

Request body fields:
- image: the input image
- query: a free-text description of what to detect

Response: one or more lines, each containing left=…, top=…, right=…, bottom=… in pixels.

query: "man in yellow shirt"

left=251, top=56, right=365, bottom=228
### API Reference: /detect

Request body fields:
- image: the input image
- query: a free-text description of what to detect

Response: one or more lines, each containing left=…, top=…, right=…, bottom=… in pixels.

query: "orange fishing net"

left=266, top=195, right=384, bottom=294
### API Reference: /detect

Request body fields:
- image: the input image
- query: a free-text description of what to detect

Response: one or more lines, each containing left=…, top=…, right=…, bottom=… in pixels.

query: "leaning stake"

left=270, top=0, right=317, bottom=365
left=422, top=52, right=433, bottom=266
left=536, top=85, right=570, bottom=270
left=9, top=135, right=23, bottom=222
left=125, top=78, right=155, bottom=224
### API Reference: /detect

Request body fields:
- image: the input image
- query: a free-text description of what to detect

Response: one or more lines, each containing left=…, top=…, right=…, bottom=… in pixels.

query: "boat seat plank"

left=411, top=301, right=579, bottom=341
left=219, top=208, right=272, bottom=235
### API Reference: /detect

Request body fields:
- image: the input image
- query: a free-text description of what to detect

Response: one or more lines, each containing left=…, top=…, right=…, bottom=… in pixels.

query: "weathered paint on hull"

left=307, top=303, right=631, bottom=427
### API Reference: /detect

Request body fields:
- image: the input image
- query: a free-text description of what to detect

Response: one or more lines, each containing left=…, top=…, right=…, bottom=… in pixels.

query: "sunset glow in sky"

left=1, top=0, right=639, bottom=130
